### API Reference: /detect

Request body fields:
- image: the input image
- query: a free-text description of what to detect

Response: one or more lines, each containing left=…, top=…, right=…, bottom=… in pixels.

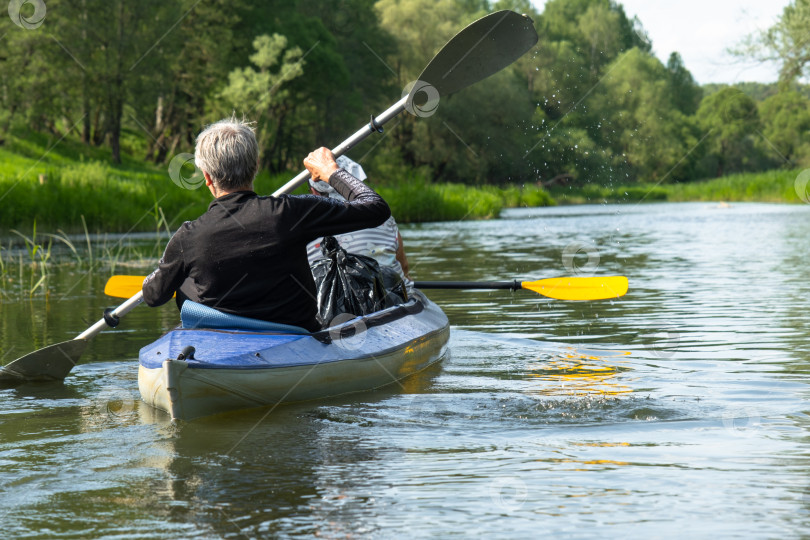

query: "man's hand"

left=304, top=147, right=339, bottom=183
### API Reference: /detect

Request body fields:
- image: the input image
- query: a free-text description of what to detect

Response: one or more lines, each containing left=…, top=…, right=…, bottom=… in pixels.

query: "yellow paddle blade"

left=105, top=275, right=149, bottom=298
left=522, top=276, right=628, bottom=301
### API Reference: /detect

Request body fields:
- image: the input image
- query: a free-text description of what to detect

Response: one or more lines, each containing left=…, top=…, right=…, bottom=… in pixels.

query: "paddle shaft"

left=415, top=281, right=521, bottom=291
left=271, top=11, right=538, bottom=196
left=76, top=290, right=144, bottom=340
left=272, top=97, right=407, bottom=197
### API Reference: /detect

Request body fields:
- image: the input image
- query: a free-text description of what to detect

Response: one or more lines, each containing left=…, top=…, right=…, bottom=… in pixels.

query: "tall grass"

left=666, top=169, right=803, bottom=202
left=375, top=173, right=554, bottom=223
left=548, top=169, right=805, bottom=204
left=0, top=130, right=294, bottom=232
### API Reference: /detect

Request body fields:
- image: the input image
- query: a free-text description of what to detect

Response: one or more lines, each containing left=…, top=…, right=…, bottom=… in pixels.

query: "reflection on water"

left=1, top=203, right=810, bottom=537
left=525, top=348, right=632, bottom=397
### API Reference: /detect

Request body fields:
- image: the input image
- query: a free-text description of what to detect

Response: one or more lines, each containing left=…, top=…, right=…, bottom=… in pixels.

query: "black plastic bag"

left=311, top=236, right=408, bottom=328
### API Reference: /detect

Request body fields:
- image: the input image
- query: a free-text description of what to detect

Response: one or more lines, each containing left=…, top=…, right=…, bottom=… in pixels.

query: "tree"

left=297, top=0, right=398, bottom=147
left=408, top=70, right=535, bottom=184
left=530, top=108, right=606, bottom=184
left=696, top=87, right=761, bottom=177
left=0, top=16, right=55, bottom=140
left=736, top=0, right=810, bottom=86
left=666, top=52, right=702, bottom=115
left=228, top=1, right=395, bottom=171
left=541, top=0, right=650, bottom=57
left=138, top=0, right=243, bottom=163
left=578, top=3, right=622, bottom=77
left=220, top=34, right=305, bottom=170
left=533, top=0, right=650, bottom=127
left=594, top=48, right=700, bottom=182
left=374, top=0, right=470, bottom=83
left=44, top=0, right=194, bottom=162
left=373, top=0, right=473, bottom=171
left=758, top=90, right=810, bottom=165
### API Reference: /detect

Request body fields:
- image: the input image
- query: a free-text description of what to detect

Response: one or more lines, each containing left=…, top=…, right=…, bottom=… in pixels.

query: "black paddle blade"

left=0, top=339, right=87, bottom=385
left=413, top=10, right=538, bottom=99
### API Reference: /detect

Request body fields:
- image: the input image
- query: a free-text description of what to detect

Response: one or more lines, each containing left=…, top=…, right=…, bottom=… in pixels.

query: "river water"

left=1, top=202, right=809, bottom=538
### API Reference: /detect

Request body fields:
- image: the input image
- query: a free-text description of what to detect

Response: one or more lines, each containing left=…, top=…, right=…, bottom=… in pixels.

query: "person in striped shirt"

left=306, top=156, right=413, bottom=290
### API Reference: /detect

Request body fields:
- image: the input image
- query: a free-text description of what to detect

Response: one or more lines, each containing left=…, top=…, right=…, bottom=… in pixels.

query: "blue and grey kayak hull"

left=138, top=292, right=449, bottom=420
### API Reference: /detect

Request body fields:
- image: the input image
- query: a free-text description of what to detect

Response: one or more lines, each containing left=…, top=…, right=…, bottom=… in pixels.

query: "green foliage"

left=530, top=108, right=609, bottom=183
left=484, top=184, right=555, bottom=207
left=592, top=49, right=701, bottom=183
left=736, top=0, right=810, bottom=86
left=229, top=0, right=395, bottom=172
left=548, top=169, right=804, bottom=204
left=667, top=169, right=804, bottom=202
left=3, top=0, right=810, bottom=218
left=0, top=130, right=209, bottom=231
left=377, top=175, right=553, bottom=222
left=410, top=71, right=535, bottom=183
left=375, top=0, right=470, bottom=80
left=696, top=88, right=762, bottom=176
left=758, top=90, right=810, bottom=166
left=220, top=34, right=306, bottom=169
left=0, top=127, right=554, bottom=231
left=578, top=3, right=623, bottom=76
left=667, top=52, right=702, bottom=115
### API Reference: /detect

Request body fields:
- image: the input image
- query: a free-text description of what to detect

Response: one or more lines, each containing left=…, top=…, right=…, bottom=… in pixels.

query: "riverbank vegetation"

left=549, top=169, right=805, bottom=204
left=0, top=129, right=554, bottom=232
left=2, top=0, right=809, bottom=232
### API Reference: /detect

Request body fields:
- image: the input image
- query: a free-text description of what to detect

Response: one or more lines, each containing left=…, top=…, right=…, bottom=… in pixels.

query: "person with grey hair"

left=142, top=118, right=391, bottom=332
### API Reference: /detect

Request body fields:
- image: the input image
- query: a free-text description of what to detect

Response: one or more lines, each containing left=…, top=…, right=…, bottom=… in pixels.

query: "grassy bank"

left=0, top=131, right=555, bottom=233
left=378, top=177, right=554, bottom=222
left=548, top=169, right=806, bottom=204
left=0, top=130, right=296, bottom=232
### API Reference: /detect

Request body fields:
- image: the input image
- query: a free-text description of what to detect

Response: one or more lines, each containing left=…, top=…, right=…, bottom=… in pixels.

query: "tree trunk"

left=155, top=95, right=164, bottom=133
left=108, top=1, right=126, bottom=164
left=92, top=108, right=104, bottom=146
left=109, top=94, right=123, bottom=163
left=82, top=92, right=91, bottom=143
left=167, top=133, right=181, bottom=158
left=81, top=0, right=90, bottom=144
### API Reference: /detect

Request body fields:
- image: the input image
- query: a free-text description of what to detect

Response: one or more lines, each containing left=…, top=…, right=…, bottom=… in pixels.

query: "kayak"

left=138, top=290, right=449, bottom=421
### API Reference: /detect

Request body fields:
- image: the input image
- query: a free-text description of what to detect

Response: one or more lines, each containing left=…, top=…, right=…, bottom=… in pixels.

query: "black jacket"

left=142, top=169, right=390, bottom=331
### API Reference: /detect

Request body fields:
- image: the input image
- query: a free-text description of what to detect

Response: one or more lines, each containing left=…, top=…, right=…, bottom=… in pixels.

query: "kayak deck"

left=138, top=291, right=449, bottom=420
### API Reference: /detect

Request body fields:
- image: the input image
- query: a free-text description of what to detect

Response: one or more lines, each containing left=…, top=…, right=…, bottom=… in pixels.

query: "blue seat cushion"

left=180, top=301, right=309, bottom=334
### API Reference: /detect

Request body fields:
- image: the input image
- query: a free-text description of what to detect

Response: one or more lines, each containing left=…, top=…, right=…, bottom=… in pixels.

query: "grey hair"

left=194, top=117, right=259, bottom=191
